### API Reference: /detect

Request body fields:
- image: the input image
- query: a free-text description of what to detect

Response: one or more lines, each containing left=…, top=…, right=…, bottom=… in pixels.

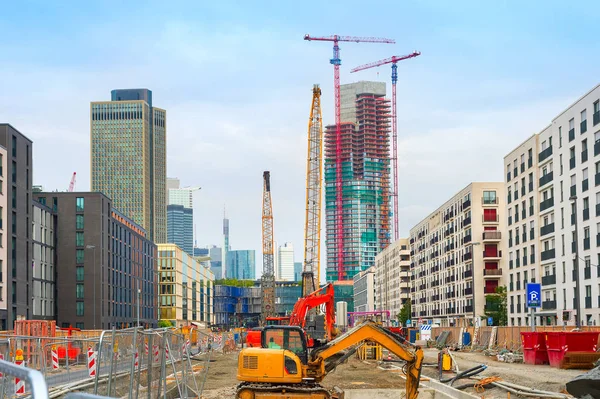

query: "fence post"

left=128, top=327, right=139, bottom=399
left=107, top=327, right=117, bottom=397
left=94, top=330, right=107, bottom=395
left=146, top=334, right=153, bottom=399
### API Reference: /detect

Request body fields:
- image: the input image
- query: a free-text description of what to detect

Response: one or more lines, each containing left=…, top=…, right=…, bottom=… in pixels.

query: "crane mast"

left=350, top=51, right=421, bottom=241
left=304, top=34, right=394, bottom=280
left=68, top=172, right=77, bottom=192
left=261, top=171, right=276, bottom=324
left=302, top=85, right=323, bottom=297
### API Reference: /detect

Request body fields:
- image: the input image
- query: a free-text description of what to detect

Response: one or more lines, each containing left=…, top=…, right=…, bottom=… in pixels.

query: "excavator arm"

left=288, top=284, right=336, bottom=340
left=308, top=320, right=424, bottom=399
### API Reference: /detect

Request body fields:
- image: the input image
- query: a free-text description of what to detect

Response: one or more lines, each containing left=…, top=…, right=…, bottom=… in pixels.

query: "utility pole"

left=570, top=196, right=581, bottom=328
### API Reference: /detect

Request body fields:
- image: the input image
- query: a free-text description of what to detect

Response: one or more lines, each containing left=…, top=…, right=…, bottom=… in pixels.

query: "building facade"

left=325, top=82, right=391, bottom=282
left=0, top=124, right=33, bottom=330
left=157, top=243, right=214, bottom=326
left=34, top=192, right=157, bottom=329
left=505, top=83, right=600, bottom=327
left=374, top=238, right=411, bottom=318
left=223, top=215, right=229, bottom=279
left=226, top=250, right=256, bottom=280
left=353, top=266, right=375, bottom=312
left=410, top=183, right=506, bottom=327
left=90, top=88, right=167, bottom=243
left=167, top=178, right=200, bottom=208
left=0, top=145, right=7, bottom=321
left=32, top=200, right=56, bottom=320
left=294, top=262, right=302, bottom=282
left=167, top=205, right=193, bottom=255
left=278, top=242, right=295, bottom=281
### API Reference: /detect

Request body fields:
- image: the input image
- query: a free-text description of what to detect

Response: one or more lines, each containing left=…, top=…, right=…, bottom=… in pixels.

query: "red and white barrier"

left=182, top=340, right=190, bottom=354
left=15, top=350, right=25, bottom=395
left=145, top=342, right=149, bottom=355
left=153, top=345, right=159, bottom=364
left=87, top=348, right=97, bottom=378
left=134, top=352, right=139, bottom=368
left=52, top=348, right=59, bottom=369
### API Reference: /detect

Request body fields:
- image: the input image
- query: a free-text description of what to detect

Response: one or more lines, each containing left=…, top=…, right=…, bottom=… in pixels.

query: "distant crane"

left=261, top=171, right=276, bottom=324
left=68, top=172, right=77, bottom=192
left=304, top=34, right=395, bottom=280
left=351, top=51, right=421, bottom=241
left=302, top=85, right=324, bottom=297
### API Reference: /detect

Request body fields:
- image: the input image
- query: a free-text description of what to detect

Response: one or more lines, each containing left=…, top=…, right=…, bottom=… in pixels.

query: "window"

left=584, top=197, right=589, bottom=210
left=583, top=139, right=588, bottom=151
left=560, top=155, right=563, bottom=175
left=76, top=284, right=84, bottom=299
left=76, top=197, right=84, bottom=212
left=76, top=302, right=84, bottom=316
left=76, top=266, right=84, bottom=281
left=581, top=109, right=587, bottom=122
left=483, top=191, right=497, bottom=204
left=584, top=227, right=590, bottom=239
left=559, top=127, right=562, bottom=147
left=571, top=174, right=576, bottom=186
left=569, top=118, right=574, bottom=130
left=542, top=140, right=547, bottom=150
left=583, top=168, right=589, bottom=181
left=76, top=215, right=84, bottom=229
left=595, top=101, right=599, bottom=114
left=75, top=323, right=84, bottom=329
left=76, top=232, right=84, bottom=247
left=76, top=249, right=84, bottom=264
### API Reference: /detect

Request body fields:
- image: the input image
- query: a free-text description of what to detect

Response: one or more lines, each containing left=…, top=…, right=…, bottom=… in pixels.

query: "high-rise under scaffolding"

left=325, top=82, right=391, bottom=282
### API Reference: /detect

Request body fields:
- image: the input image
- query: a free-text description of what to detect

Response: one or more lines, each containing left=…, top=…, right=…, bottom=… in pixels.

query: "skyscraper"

left=325, top=82, right=391, bottom=282
left=226, top=250, right=256, bottom=280
left=278, top=243, right=295, bottom=281
left=90, top=89, right=166, bottom=243
left=166, top=178, right=199, bottom=255
left=222, top=211, right=230, bottom=279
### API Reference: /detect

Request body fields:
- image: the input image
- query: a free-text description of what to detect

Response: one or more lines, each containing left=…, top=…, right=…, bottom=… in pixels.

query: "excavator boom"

left=289, top=283, right=335, bottom=340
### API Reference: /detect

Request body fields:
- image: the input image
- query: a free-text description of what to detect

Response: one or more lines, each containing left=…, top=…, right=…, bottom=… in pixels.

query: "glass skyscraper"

left=167, top=205, right=193, bottom=255
left=90, top=89, right=167, bottom=243
left=226, top=250, right=256, bottom=280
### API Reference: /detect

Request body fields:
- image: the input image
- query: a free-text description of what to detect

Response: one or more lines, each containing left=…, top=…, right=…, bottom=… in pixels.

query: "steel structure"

left=302, top=84, right=324, bottom=296
left=351, top=51, right=421, bottom=241
left=304, top=34, right=394, bottom=280
left=261, top=171, right=276, bottom=324
left=68, top=172, right=77, bottom=192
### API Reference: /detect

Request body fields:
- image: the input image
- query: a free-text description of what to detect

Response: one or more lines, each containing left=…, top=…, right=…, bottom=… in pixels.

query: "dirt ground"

left=198, top=348, right=586, bottom=399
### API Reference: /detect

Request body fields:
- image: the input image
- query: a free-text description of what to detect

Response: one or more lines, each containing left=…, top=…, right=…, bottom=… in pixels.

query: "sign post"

left=526, top=283, right=541, bottom=332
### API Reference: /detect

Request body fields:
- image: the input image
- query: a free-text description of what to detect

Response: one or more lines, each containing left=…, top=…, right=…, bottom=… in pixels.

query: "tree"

left=397, top=298, right=412, bottom=326
left=484, top=286, right=508, bottom=326
left=158, top=320, right=173, bottom=328
left=214, top=278, right=255, bottom=288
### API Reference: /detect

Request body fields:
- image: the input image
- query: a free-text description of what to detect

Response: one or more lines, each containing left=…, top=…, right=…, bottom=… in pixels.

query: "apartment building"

left=410, top=183, right=506, bottom=327
left=31, top=200, right=56, bottom=320
left=505, top=83, right=600, bottom=327
left=353, top=266, right=375, bottom=312
left=374, top=238, right=411, bottom=318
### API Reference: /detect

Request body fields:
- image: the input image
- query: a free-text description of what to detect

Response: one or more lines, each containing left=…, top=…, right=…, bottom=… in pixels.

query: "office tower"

left=34, top=192, right=157, bottom=329
left=222, top=212, right=229, bottom=279
left=294, top=262, right=303, bottom=282
left=167, top=177, right=200, bottom=208
left=32, top=200, right=57, bottom=320
left=90, top=88, right=166, bottom=243
left=158, top=244, right=214, bottom=325
left=324, top=82, right=392, bottom=282
left=167, top=205, right=193, bottom=255
left=504, top=83, right=600, bottom=327
left=374, top=238, right=411, bottom=318
left=226, top=250, right=256, bottom=280
left=0, top=124, right=33, bottom=330
left=410, top=183, right=507, bottom=327
left=278, top=242, right=295, bottom=281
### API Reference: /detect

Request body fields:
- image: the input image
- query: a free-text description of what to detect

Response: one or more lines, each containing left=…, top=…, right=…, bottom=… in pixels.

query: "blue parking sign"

left=526, top=283, right=541, bottom=308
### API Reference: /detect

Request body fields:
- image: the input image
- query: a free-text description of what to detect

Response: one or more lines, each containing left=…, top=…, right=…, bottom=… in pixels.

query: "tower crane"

left=68, top=172, right=77, bottom=192
left=351, top=51, right=421, bottom=241
left=304, top=34, right=394, bottom=280
left=261, top=171, right=276, bottom=324
left=302, top=85, right=323, bottom=297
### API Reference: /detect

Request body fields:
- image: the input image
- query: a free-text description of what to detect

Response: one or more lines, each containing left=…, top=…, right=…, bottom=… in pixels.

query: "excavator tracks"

left=236, top=382, right=343, bottom=399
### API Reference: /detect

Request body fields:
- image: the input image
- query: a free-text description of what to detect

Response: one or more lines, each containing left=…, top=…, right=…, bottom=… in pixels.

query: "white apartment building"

left=167, top=177, right=200, bottom=208
left=374, top=238, right=411, bottom=318
left=353, top=266, right=376, bottom=312
left=410, top=183, right=507, bottom=327
left=505, top=83, right=600, bottom=327
left=278, top=242, right=295, bottom=281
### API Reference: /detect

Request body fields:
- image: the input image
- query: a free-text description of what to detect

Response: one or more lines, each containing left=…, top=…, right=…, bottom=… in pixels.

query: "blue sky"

left=1, top=0, right=599, bottom=281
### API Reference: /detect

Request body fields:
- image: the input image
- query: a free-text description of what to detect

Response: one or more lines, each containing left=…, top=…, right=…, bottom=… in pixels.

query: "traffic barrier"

left=134, top=351, right=139, bottom=368
left=51, top=345, right=59, bottom=369
left=15, top=348, right=25, bottom=395
left=87, top=348, right=97, bottom=377
left=153, top=345, right=159, bottom=364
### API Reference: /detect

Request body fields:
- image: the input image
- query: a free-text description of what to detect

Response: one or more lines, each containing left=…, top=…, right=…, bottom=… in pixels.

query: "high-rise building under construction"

left=325, top=81, right=391, bottom=282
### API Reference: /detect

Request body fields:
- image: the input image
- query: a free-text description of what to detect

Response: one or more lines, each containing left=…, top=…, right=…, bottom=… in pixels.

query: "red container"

left=545, top=332, right=600, bottom=368
left=521, top=332, right=549, bottom=365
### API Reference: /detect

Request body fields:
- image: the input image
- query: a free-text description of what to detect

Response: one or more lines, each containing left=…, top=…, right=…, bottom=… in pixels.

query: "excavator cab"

left=261, top=326, right=309, bottom=365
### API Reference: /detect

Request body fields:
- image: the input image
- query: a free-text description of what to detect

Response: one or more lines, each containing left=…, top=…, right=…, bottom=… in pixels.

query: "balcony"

left=463, top=269, right=473, bottom=278
left=465, top=305, right=473, bottom=313
left=528, top=157, right=533, bottom=168
left=569, top=128, right=575, bottom=142
left=582, top=150, right=588, bottom=164
left=482, top=231, right=501, bottom=241
left=541, top=248, right=556, bottom=261
left=570, top=185, right=576, bottom=197
left=542, top=274, right=556, bottom=285
left=581, top=119, right=587, bottom=134
left=540, top=197, right=554, bottom=212
left=539, top=146, right=553, bottom=163
left=594, top=111, right=600, bottom=126
left=463, top=252, right=472, bottom=262
left=483, top=197, right=499, bottom=205
left=542, top=300, right=557, bottom=310
left=483, top=215, right=499, bottom=223
left=539, top=172, right=553, bottom=187
left=463, top=199, right=471, bottom=209
left=483, top=250, right=502, bottom=259
left=464, top=287, right=473, bottom=295
left=540, top=223, right=555, bottom=236
left=463, top=217, right=471, bottom=227
left=483, top=268, right=503, bottom=277
left=570, top=157, right=576, bottom=169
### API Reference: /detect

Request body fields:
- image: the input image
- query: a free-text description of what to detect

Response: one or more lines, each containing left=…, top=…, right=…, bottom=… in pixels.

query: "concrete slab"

left=343, top=387, right=478, bottom=399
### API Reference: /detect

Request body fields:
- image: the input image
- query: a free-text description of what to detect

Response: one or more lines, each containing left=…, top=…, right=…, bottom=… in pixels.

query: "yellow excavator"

left=236, top=320, right=424, bottom=399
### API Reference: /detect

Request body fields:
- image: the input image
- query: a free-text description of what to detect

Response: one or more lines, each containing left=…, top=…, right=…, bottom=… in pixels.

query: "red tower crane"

left=351, top=51, right=421, bottom=241
left=68, top=172, right=77, bottom=192
left=304, top=34, right=395, bottom=281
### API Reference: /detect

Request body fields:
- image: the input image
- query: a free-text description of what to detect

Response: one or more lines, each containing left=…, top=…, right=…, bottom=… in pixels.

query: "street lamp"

left=86, top=245, right=97, bottom=330
left=569, top=196, right=582, bottom=329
